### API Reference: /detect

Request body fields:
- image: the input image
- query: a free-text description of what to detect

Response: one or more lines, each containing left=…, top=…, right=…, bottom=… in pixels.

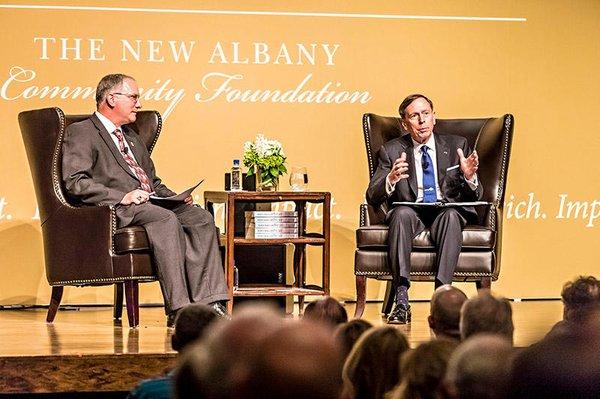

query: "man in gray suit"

left=62, top=74, right=228, bottom=326
left=367, top=94, right=482, bottom=324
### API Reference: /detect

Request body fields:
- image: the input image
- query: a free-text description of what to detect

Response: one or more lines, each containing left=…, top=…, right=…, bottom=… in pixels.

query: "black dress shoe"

left=211, top=302, right=231, bottom=320
left=387, top=304, right=411, bottom=324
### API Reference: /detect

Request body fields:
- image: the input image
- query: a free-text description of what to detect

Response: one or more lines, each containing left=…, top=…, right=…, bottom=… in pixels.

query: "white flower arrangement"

left=243, top=134, right=287, bottom=189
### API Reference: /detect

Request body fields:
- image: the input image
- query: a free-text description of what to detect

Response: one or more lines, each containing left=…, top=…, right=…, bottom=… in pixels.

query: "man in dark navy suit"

left=367, top=94, right=482, bottom=324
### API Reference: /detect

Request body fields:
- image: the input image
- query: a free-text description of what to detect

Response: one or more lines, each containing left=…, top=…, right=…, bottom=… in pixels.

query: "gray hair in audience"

left=460, top=290, right=514, bottom=344
left=444, top=334, right=514, bottom=399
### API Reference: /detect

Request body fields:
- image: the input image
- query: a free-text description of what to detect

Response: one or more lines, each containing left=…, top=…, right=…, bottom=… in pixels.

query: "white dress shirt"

left=386, top=135, right=478, bottom=201
left=95, top=111, right=140, bottom=165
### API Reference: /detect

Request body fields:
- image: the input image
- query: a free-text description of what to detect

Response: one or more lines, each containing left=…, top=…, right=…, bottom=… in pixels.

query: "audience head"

left=174, top=302, right=284, bottom=399
left=460, top=290, right=514, bottom=344
left=443, top=334, right=514, bottom=399
left=561, top=275, right=600, bottom=323
left=428, top=285, right=468, bottom=341
left=243, top=319, right=345, bottom=399
left=303, top=296, right=348, bottom=327
left=171, top=303, right=218, bottom=352
left=334, top=319, right=373, bottom=360
left=388, top=339, right=458, bottom=399
left=509, top=311, right=600, bottom=399
left=343, top=326, right=409, bottom=399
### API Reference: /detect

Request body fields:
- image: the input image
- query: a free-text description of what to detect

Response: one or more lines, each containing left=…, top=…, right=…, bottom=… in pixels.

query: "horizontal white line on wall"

left=0, top=4, right=527, bottom=22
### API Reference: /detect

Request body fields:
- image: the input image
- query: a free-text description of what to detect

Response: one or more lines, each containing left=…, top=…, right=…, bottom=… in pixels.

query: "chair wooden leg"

left=113, top=283, right=124, bottom=320
left=46, top=286, right=64, bottom=323
left=382, top=281, right=395, bottom=316
left=353, top=275, right=367, bottom=319
left=476, top=277, right=492, bottom=291
left=124, top=280, right=140, bottom=328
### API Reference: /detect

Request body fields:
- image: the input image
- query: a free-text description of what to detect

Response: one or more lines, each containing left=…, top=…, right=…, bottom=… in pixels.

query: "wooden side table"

left=204, top=191, right=331, bottom=314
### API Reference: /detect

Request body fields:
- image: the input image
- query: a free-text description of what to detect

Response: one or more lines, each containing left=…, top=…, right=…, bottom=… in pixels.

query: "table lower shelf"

left=233, top=284, right=325, bottom=297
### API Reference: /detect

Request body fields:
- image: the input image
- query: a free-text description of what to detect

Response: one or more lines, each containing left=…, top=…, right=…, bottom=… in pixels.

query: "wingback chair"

left=354, top=113, right=514, bottom=318
left=18, top=107, right=162, bottom=327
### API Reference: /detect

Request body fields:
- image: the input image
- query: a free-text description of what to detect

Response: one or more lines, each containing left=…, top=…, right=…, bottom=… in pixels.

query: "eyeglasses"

left=111, top=92, right=140, bottom=103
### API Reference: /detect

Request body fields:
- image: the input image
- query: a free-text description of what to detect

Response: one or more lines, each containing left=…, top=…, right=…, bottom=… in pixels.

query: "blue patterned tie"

left=421, top=145, right=437, bottom=203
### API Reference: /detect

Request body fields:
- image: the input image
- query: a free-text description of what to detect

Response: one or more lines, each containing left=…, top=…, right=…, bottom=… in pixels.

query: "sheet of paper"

left=149, top=180, right=204, bottom=204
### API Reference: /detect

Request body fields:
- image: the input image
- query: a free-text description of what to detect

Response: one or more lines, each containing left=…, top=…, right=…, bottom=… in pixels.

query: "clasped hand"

left=121, top=189, right=151, bottom=205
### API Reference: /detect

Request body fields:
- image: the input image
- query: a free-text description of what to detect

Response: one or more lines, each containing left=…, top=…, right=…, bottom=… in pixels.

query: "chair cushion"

left=114, top=226, right=150, bottom=254
left=354, top=250, right=494, bottom=277
left=357, top=224, right=495, bottom=250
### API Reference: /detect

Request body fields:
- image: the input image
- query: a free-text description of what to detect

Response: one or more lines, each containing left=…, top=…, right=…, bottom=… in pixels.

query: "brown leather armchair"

left=18, top=107, right=162, bottom=327
left=354, top=113, right=514, bottom=318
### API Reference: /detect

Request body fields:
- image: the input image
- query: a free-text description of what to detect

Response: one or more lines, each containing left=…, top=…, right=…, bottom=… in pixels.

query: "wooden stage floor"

left=0, top=300, right=563, bottom=394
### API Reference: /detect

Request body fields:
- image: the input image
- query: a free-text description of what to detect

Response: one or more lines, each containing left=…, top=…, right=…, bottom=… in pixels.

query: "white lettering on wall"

left=208, top=42, right=341, bottom=66
left=556, top=194, right=600, bottom=228
left=33, top=37, right=106, bottom=61
left=194, top=72, right=371, bottom=104
left=121, top=40, right=196, bottom=63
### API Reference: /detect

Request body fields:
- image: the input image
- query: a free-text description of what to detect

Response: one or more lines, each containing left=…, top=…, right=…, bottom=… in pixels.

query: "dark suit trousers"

left=386, top=205, right=466, bottom=289
left=120, top=202, right=228, bottom=314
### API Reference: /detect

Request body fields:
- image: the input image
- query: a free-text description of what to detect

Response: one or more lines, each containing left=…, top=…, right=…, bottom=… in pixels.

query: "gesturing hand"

left=121, top=189, right=150, bottom=205
left=387, top=152, right=410, bottom=185
left=457, top=148, right=479, bottom=181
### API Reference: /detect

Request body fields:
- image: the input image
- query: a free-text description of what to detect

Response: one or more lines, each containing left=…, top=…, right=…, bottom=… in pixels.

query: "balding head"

left=244, top=320, right=344, bottom=399
left=174, top=303, right=284, bottom=399
left=429, top=285, right=468, bottom=340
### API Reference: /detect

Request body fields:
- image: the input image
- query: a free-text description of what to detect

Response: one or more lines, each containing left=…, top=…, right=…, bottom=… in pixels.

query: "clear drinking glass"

left=289, top=166, right=308, bottom=191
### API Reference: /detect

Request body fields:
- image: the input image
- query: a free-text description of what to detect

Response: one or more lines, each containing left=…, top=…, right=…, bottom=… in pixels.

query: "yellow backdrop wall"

left=1, top=1, right=598, bottom=305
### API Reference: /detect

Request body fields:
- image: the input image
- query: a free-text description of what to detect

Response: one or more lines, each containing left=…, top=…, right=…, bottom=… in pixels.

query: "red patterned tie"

left=113, top=128, right=152, bottom=192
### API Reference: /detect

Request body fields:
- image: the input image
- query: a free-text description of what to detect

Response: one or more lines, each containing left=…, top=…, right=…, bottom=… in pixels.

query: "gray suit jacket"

left=62, top=113, right=175, bottom=226
left=366, top=133, right=483, bottom=223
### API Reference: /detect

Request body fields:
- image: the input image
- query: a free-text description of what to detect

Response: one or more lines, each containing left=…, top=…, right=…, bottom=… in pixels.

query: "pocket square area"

left=446, top=164, right=460, bottom=171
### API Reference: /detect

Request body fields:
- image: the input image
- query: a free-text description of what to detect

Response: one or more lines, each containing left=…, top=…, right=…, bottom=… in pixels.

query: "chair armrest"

left=478, top=202, right=501, bottom=231
left=42, top=204, right=118, bottom=284
left=359, top=203, right=386, bottom=227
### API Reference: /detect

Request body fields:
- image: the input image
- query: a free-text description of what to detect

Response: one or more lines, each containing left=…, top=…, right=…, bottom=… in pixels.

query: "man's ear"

left=106, top=94, right=116, bottom=108
left=428, top=315, right=435, bottom=330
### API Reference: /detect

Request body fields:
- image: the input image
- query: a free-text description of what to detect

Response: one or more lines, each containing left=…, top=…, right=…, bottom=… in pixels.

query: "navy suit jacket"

left=366, top=133, right=483, bottom=223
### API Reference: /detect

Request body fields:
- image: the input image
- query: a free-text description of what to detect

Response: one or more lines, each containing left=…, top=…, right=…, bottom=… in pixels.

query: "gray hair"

left=460, top=290, right=514, bottom=343
left=95, top=73, right=135, bottom=108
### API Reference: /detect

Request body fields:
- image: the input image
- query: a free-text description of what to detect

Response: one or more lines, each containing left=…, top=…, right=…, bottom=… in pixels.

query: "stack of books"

left=245, top=211, right=299, bottom=239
